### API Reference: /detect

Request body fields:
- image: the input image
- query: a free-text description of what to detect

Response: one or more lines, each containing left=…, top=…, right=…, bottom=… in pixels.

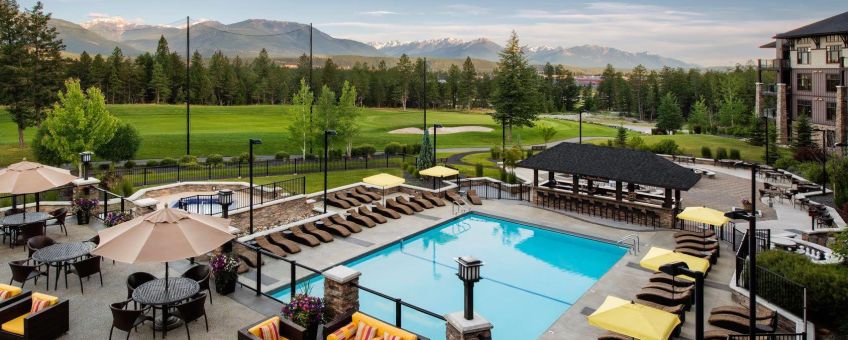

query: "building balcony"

left=758, top=58, right=789, bottom=70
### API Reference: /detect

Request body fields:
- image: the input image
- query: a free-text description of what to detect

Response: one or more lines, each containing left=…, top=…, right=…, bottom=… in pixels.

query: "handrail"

left=616, top=233, right=640, bottom=254
left=354, top=283, right=446, bottom=329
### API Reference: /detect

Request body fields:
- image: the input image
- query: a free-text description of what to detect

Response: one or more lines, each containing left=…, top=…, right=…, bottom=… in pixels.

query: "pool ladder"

left=452, top=200, right=469, bottom=215
left=616, top=234, right=640, bottom=255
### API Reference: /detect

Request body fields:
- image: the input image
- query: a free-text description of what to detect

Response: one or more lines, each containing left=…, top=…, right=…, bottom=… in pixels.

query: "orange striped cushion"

left=0, top=290, right=10, bottom=301
left=382, top=334, right=402, bottom=340
left=30, top=299, right=50, bottom=314
left=354, top=321, right=377, bottom=340
left=258, top=319, right=279, bottom=340
left=331, top=322, right=357, bottom=340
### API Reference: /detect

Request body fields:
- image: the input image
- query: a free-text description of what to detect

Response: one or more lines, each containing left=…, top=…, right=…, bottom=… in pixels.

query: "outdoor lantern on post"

left=249, top=138, right=262, bottom=234
left=580, top=110, right=587, bottom=144
left=432, top=123, right=443, bottom=165
left=218, top=189, right=233, bottom=218
left=812, top=129, right=828, bottom=193
left=455, top=256, right=483, bottom=321
left=659, top=261, right=705, bottom=340
left=79, top=151, right=93, bottom=180
left=724, top=162, right=759, bottom=340
left=323, top=130, right=337, bottom=213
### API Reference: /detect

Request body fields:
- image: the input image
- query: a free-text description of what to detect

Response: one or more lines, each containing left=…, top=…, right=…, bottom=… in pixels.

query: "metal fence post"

left=238, top=161, right=242, bottom=178
left=255, top=247, right=262, bottom=296
left=265, top=160, right=269, bottom=176
left=207, top=164, right=211, bottom=180
left=395, top=298, right=402, bottom=327
left=102, top=189, right=108, bottom=218
left=290, top=261, right=297, bottom=301
left=301, top=177, right=305, bottom=195
left=365, top=156, right=369, bottom=169
left=143, top=168, right=148, bottom=186
left=386, top=153, right=389, bottom=167
left=498, top=182, right=502, bottom=199
left=294, top=158, right=298, bottom=173
left=120, top=197, right=125, bottom=213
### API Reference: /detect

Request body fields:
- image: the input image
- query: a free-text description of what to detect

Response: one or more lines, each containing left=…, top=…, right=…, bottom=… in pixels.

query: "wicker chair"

left=7, top=260, right=47, bottom=290
left=109, top=299, right=153, bottom=340
left=181, top=265, right=213, bottom=305
left=173, top=293, right=209, bottom=339
left=64, top=255, right=103, bottom=294
left=45, top=208, right=68, bottom=236
left=25, top=236, right=55, bottom=258
left=126, top=272, right=156, bottom=308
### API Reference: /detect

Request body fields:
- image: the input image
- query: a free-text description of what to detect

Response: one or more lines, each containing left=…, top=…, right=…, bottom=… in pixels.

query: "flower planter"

left=214, top=275, right=237, bottom=295
left=281, top=317, right=317, bottom=340
left=76, top=210, right=91, bottom=225
left=742, top=203, right=753, bottom=212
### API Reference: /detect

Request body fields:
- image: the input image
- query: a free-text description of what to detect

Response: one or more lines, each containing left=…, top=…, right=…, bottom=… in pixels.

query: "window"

left=827, top=74, right=841, bottom=92
left=797, top=47, right=810, bottom=65
left=798, top=100, right=813, bottom=118
left=797, top=73, right=812, bottom=91
left=827, top=45, right=842, bottom=64
left=827, top=102, right=837, bottom=121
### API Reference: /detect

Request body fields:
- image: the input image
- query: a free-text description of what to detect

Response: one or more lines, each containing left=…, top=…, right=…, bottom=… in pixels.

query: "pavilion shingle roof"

left=517, top=143, right=701, bottom=190
left=774, top=11, right=848, bottom=39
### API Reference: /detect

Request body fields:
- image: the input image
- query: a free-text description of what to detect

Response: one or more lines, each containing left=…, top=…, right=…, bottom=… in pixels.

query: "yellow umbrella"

left=677, top=206, right=730, bottom=226
left=640, top=247, right=710, bottom=281
left=419, top=165, right=459, bottom=178
left=363, top=173, right=405, bottom=203
left=588, top=295, right=681, bottom=340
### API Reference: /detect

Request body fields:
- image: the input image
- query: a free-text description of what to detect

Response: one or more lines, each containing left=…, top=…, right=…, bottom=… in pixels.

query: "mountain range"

left=50, top=17, right=696, bottom=69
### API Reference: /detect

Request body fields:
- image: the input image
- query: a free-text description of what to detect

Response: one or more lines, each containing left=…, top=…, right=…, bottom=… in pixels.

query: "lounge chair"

left=355, top=187, right=382, bottom=201
left=636, top=287, right=693, bottom=308
left=236, top=248, right=264, bottom=268
left=598, top=331, right=631, bottom=340
left=287, top=225, right=322, bottom=246
left=634, top=298, right=686, bottom=320
left=445, top=191, right=465, bottom=205
left=675, top=241, right=719, bottom=251
left=316, top=218, right=352, bottom=237
left=265, top=234, right=302, bottom=254
left=643, top=282, right=694, bottom=295
left=254, top=237, right=288, bottom=257
left=704, top=329, right=742, bottom=340
left=421, top=192, right=446, bottom=206
left=386, top=198, right=414, bottom=215
left=411, top=195, right=434, bottom=209
left=327, top=216, right=363, bottom=233
left=674, top=230, right=716, bottom=239
left=648, top=272, right=695, bottom=287
left=675, top=235, right=718, bottom=245
left=326, top=194, right=352, bottom=209
left=0, top=293, right=69, bottom=339
left=396, top=196, right=424, bottom=212
left=708, top=313, right=775, bottom=333
left=359, top=206, right=387, bottom=224
left=346, top=210, right=376, bottom=228
left=372, top=203, right=401, bottom=219
left=335, top=192, right=363, bottom=206
left=466, top=189, right=483, bottom=205
left=345, top=190, right=373, bottom=204
left=711, top=305, right=776, bottom=322
left=675, top=247, right=718, bottom=265
left=302, top=222, right=334, bottom=242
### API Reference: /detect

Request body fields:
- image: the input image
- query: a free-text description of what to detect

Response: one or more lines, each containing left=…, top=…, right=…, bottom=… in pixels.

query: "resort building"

left=757, top=11, right=848, bottom=145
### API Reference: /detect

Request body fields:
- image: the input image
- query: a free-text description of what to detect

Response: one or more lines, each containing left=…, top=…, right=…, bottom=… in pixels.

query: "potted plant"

left=104, top=211, right=132, bottom=228
left=210, top=252, right=239, bottom=295
left=72, top=197, right=98, bottom=225
left=282, top=291, right=327, bottom=340
left=741, top=199, right=753, bottom=212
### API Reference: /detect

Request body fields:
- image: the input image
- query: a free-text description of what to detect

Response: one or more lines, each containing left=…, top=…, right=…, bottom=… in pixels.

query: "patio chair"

left=326, top=194, right=352, bottom=209
left=45, top=208, right=68, bottom=236
left=675, top=235, right=718, bottom=245
left=642, top=282, right=694, bottom=295
left=648, top=272, right=695, bottom=287
left=673, top=230, right=716, bottom=239
left=3, top=208, right=24, bottom=216
left=334, top=192, right=361, bottom=207
left=316, top=218, right=352, bottom=237
left=411, top=195, right=434, bottom=209
left=266, top=234, right=302, bottom=254
left=598, top=331, right=632, bottom=340
left=64, top=255, right=103, bottom=294
left=708, top=312, right=775, bottom=334
left=302, top=222, right=334, bottom=242
left=126, top=272, right=156, bottom=308
left=238, top=315, right=306, bottom=340
left=386, top=198, right=414, bottom=215
left=634, top=298, right=686, bottom=322
left=255, top=237, right=289, bottom=257
left=345, top=190, right=373, bottom=204
left=710, top=304, right=776, bottom=322
left=346, top=210, right=376, bottom=228
left=286, top=226, right=321, bottom=247
left=326, top=216, right=362, bottom=233
left=236, top=247, right=265, bottom=268
left=318, top=311, right=428, bottom=340
left=174, top=293, right=209, bottom=339
left=396, top=196, right=424, bottom=212
left=636, top=287, right=693, bottom=310
left=421, top=191, right=446, bottom=206
left=675, top=240, right=718, bottom=251
left=14, top=222, right=45, bottom=248
left=445, top=191, right=465, bottom=205
left=181, top=265, right=213, bottom=305
left=703, top=329, right=742, bottom=340
left=674, top=247, right=718, bottom=265
left=0, top=293, right=69, bottom=339
left=371, top=203, right=401, bottom=219
left=26, top=236, right=55, bottom=258
left=355, top=187, right=382, bottom=201
left=7, top=260, right=46, bottom=290
left=0, top=285, right=29, bottom=309
left=358, top=206, right=387, bottom=224
left=109, top=299, right=153, bottom=340
left=466, top=189, right=483, bottom=205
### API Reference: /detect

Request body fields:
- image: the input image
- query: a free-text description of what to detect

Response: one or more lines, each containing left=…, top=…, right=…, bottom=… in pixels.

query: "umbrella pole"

left=165, top=262, right=169, bottom=296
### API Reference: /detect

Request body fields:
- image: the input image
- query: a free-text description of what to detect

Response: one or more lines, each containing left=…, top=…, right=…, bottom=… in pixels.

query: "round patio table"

left=132, top=277, right=200, bottom=335
left=32, top=242, right=93, bottom=290
left=1, top=211, right=52, bottom=226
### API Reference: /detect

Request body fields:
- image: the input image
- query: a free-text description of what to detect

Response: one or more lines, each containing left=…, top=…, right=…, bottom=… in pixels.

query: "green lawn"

left=460, top=152, right=497, bottom=167
left=218, top=168, right=405, bottom=194
left=0, top=104, right=618, bottom=166
left=589, top=134, right=787, bottom=163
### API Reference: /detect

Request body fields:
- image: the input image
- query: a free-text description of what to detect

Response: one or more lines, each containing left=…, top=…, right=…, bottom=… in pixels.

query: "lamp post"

left=323, top=130, right=337, bottom=213
left=579, top=110, right=586, bottom=144
left=432, top=124, right=443, bottom=165
left=455, top=256, right=483, bottom=320
left=659, top=262, right=704, bottom=340
left=812, top=129, right=828, bottom=193
left=218, top=189, right=233, bottom=218
left=249, top=139, right=262, bottom=234
left=760, top=116, right=770, bottom=166
left=501, top=114, right=510, bottom=167
left=724, top=163, right=758, bottom=340
left=79, top=151, right=93, bottom=180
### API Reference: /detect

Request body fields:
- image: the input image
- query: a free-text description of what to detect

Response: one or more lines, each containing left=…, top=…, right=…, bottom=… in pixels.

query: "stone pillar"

left=445, top=312, right=493, bottom=340
left=72, top=178, right=101, bottom=200
left=754, top=82, right=763, bottom=118
left=837, top=86, right=847, bottom=144
left=323, top=266, right=360, bottom=321
left=776, top=83, right=789, bottom=144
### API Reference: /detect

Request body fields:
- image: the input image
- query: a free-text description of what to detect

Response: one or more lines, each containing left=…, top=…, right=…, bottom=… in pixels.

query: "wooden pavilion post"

left=548, top=171, right=555, bottom=188
left=663, top=188, right=673, bottom=208
left=572, top=174, right=579, bottom=194
left=533, top=169, right=539, bottom=187
left=627, top=183, right=635, bottom=201
left=587, top=179, right=594, bottom=196
left=615, top=181, right=623, bottom=201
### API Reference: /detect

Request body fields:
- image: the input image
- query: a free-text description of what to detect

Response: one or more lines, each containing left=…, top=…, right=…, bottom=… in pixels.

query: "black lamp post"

left=761, top=116, right=770, bottom=166
left=323, top=130, right=337, bottom=213
left=218, top=189, right=233, bottom=218
left=455, top=256, right=483, bottom=320
left=432, top=123, right=443, bottom=165
left=659, top=262, right=705, bottom=340
left=812, top=129, right=828, bottom=193
left=79, top=151, right=93, bottom=180
left=579, top=110, right=586, bottom=144
left=724, top=163, right=758, bottom=340
left=501, top=114, right=510, bottom=167
left=249, top=138, right=262, bottom=234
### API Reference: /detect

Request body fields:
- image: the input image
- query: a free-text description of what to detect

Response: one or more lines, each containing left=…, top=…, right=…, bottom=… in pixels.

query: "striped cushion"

left=0, top=290, right=10, bottom=301
left=258, top=319, right=280, bottom=340
left=330, top=322, right=357, bottom=340
left=354, top=321, right=378, bottom=340
left=381, top=333, right=402, bottom=340
left=30, top=299, right=50, bottom=314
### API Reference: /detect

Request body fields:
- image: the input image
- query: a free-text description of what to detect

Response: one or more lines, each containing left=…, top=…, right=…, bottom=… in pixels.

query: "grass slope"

left=589, top=134, right=786, bottom=163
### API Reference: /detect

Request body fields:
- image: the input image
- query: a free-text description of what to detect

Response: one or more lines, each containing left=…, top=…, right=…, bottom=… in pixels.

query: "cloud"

left=87, top=12, right=110, bottom=19
left=442, top=4, right=491, bottom=16
left=358, top=11, right=399, bottom=17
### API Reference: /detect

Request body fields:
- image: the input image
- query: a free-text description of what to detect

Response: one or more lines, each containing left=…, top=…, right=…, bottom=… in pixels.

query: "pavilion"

left=517, top=143, right=701, bottom=228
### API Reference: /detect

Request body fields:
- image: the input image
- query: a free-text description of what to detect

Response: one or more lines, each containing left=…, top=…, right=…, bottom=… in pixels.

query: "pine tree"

left=491, top=31, right=541, bottom=140
left=687, top=97, right=710, bottom=133
left=615, top=126, right=628, bottom=146
left=105, top=47, right=124, bottom=103
left=446, top=64, right=460, bottom=109
left=793, top=114, right=814, bottom=149
left=598, top=64, right=617, bottom=111
left=417, top=129, right=433, bottom=170
left=630, top=64, right=647, bottom=119
left=0, top=0, right=33, bottom=147
left=320, top=58, right=339, bottom=94
left=189, top=51, right=211, bottom=104
left=459, top=57, right=476, bottom=109
left=26, top=1, right=64, bottom=124
left=656, top=93, right=683, bottom=133
left=764, top=121, right=778, bottom=165
left=150, top=62, right=170, bottom=104
left=562, top=70, right=579, bottom=112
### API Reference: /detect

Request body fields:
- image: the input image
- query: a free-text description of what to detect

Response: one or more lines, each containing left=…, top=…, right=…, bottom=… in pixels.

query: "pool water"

left=171, top=197, right=234, bottom=215
left=271, top=213, right=626, bottom=339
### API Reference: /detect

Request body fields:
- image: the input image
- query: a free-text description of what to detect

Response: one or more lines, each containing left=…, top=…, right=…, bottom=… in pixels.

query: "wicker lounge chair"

left=396, top=196, right=424, bottom=212
left=336, top=192, right=363, bottom=206
left=636, top=287, right=693, bottom=308
left=266, top=234, right=302, bottom=254
left=445, top=191, right=465, bottom=205
left=359, top=206, right=387, bottom=224
left=0, top=293, right=69, bottom=339
left=634, top=298, right=686, bottom=320
left=421, top=192, right=446, bottom=206
left=326, top=194, right=352, bottom=209
left=347, top=210, right=376, bottom=228
left=236, top=248, right=264, bottom=268
left=372, top=203, right=402, bottom=219
left=411, top=195, right=434, bottom=209
left=316, top=218, right=352, bottom=237
left=287, top=225, right=322, bottom=246
left=355, top=187, right=382, bottom=201
left=711, top=305, right=776, bottom=322
left=704, top=329, right=741, bottom=340
left=327, top=216, right=363, bottom=233
left=708, top=313, right=775, bottom=333
left=466, top=189, right=483, bottom=205
left=302, top=222, right=334, bottom=242
left=254, top=237, right=288, bottom=257
left=643, top=282, right=694, bottom=295
left=675, top=240, right=719, bottom=251
left=346, top=190, right=373, bottom=204
left=386, top=198, right=414, bottom=215
left=674, top=230, right=716, bottom=239
left=648, top=272, right=695, bottom=287
left=675, top=235, right=719, bottom=245
left=598, top=331, right=631, bottom=340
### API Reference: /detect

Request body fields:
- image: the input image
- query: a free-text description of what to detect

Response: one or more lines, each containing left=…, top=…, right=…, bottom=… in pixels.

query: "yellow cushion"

left=351, top=313, right=417, bottom=340
left=0, top=284, right=22, bottom=299
left=1, top=314, right=29, bottom=335
left=249, top=317, right=281, bottom=338
left=31, top=293, right=58, bottom=306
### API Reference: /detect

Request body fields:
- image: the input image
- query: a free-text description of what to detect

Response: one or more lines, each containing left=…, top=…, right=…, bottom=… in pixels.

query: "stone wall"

left=138, top=183, right=247, bottom=200
left=227, top=196, right=314, bottom=235
left=323, top=276, right=359, bottom=321
left=838, top=86, right=846, bottom=143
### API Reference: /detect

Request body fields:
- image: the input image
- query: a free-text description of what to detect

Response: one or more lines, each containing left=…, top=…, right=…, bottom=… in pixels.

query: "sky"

left=20, top=0, right=848, bottom=66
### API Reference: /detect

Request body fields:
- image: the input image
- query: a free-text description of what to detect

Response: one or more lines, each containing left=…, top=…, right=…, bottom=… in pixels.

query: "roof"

left=517, top=143, right=701, bottom=190
left=759, top=41, right=777, bottom=48
left=774, top=11, right=848, bottom=39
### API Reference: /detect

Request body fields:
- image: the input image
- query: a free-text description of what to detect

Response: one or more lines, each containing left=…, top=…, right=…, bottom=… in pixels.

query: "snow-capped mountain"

left=370, top=38, right=502, bottom=61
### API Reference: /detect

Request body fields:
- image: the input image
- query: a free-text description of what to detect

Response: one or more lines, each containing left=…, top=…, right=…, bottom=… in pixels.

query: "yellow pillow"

left=249, top=317, right=281, bottom=338
left=0, top=284, right=22, bottom=300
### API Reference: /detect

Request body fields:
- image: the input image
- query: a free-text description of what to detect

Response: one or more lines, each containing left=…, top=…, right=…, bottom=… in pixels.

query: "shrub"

left=716, top=147, right=728, bottom=160
left=383, top=142, right=404, bottom=155
left=403, top=143, right=421, bottom=155
left=499, top=168, right=507, bottom=182
left=506, top=171, right=518, bottom=184
left=160, top=158, right=178, bottom=166
left=123, top=160, right=136, bottom=169
left=329, top=149, right=344, bottom=160
left=179, top=154, right=198, bottom=166
left=526, top=149, right=534, bottom=157
left=475, top=163, right=484, bottom=177
left=799, top=162, right=824, bottom=184
left=145, top=160, right=160, bottom=167
left=119, top=178, right=135, bottom=196
left=206, top=154, right=224, bottom=166
left=237, top=152, right=251, bottom=163
left=97, top=163, right=110, bottom=170
left=700, top=146, right=712, bottom=158
left=275, top=152, right=290, bottom=160
left=793, top=147, right=824, bottom=162
left=96, top=122, right=142, bottom=163
left=490, top=146, right=502, bottom=160
left=773, top=156, right=800, bottom=171
left=352, top=145, right=376, bottom=158
left=627, top=136, right=646, bottom=150
left=650, top=139, right=679, bottom=155
left=729, top=148, right=741, bottom=160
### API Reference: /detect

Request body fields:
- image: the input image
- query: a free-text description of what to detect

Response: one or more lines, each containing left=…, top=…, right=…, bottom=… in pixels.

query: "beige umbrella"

left=0, top=160, right=78, bottom=194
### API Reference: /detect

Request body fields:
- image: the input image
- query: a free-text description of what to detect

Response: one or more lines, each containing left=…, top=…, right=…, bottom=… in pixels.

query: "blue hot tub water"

left=271, top=213, right=626, bottom=339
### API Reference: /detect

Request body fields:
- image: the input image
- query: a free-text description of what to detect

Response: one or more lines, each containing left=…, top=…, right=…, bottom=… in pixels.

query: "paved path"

left=542, top=113, right=655, bottom=134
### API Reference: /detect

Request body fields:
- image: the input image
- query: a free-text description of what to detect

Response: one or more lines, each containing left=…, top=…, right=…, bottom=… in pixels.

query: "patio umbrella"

left=677, top=206, right=730, bottom=228
left=419, top=165, right=459, bottom=191
left=587, top=295, right=681, bottom=340
left=363, top=173, right=405, bottom=204
left=0, top=160, right=78, bottom=217
left=91, top=207, right=234, bottom=290
left=639, top=247, right=710, bottom=281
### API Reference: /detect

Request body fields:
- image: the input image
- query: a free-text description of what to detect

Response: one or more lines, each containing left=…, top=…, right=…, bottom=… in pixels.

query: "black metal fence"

left=676, top=219, right=769, bottom=253
left=89, top=154, right=408, bottom=187
left=728, top=334, right=806, bottom=340
left=455, top=178, right=531, bottom=201
left=0, top=186, right=75, bottom=212
left=736, top=257, right=808, bottom=320
left=92, top=187, right=132, bottom=221
left=176, top=177, right=306, bottom=216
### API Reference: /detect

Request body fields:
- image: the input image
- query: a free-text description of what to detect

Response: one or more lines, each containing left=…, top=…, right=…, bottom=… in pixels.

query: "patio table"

left=132, top=277, right=200, bottom=336
left=2, top=211, right=52, bottom=247
left=32, top=242, right=93, bottom=290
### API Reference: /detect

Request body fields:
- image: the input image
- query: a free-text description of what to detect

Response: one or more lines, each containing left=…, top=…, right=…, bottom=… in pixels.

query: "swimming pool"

left=170, top=197, right=235, bottom=215
left=271, top=213, right=626, bottom=339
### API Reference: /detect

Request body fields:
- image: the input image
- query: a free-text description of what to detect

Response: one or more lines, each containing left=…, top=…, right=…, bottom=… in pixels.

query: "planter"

left=742, top=202, right=753, bottom=212
left=76, top=210, right=91, bottom=225
left=214, top=274, right=237, bottom=295
left=280, top=317, right=317, bottom=340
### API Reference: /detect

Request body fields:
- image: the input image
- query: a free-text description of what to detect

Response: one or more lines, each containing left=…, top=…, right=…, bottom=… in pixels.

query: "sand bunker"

left=388, top=126, right=493, bottom=135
